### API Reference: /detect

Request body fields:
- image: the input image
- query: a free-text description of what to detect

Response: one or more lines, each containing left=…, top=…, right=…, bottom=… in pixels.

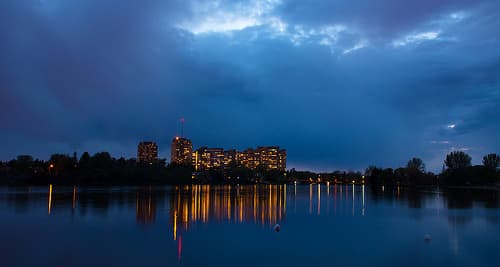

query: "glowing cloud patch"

left=343, top=40, right=368, bottom=54
left=182, top=14, right=262, bottom=34
left=431, top=141, right=451, bottom=144
left=268, top=17, right=287, bottom=34
left=178, top=0, right=282, bottom=34
left=319, top=38, right=331, bottom=46
left=449, top=11, right=468, bottom=22
left=392, top=31, right=440, bottom=47
left=285, top=24, right=346, bottom=47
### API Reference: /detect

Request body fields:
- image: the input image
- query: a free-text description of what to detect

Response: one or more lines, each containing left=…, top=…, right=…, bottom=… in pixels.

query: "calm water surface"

left=1, top=185, right=499, bottom=267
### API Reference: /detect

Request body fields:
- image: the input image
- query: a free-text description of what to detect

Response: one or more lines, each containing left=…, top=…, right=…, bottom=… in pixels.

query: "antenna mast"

left=180, top=117, right=185, bottom=138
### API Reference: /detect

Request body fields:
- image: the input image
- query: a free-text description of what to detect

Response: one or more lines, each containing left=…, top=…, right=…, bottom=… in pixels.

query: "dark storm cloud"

left=0, top=0, right=499, bottom=171
left=0, top=1, right=254, bottom=154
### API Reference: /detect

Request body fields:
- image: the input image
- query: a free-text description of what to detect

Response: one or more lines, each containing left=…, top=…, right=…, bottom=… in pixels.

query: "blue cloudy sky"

left=1, top=0, right=499, bottom=172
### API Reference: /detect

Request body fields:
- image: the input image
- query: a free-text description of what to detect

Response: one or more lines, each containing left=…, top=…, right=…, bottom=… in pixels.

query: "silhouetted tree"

left=483, top=153, right=500, bottom=170
left=380, top=168, right=395, bottom=185
left=6, top=155, right=35, bottom=177
left=407, top=157, right=425, bottom=172
left=444, top=151, right=471, bottom=170
left=90, top=152, right=113, bottom=169
left=364, top=165, right=379, bottom=177
left=13, top=155, right=34, bottom=170
left=17, top=155, right=34, bottom=163
left=79, top=152, right=91, bottom=168
left=401, top=157, right=435, bottom=186
left=116, top=157, right=127, bottom=167
left=365, top=166, right=395, bottom=186
left=394, top=167, right=408, bottom=184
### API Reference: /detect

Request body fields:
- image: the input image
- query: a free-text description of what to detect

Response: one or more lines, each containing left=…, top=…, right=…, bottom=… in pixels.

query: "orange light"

left=48, top=184, right=53, bottom=215
left=49, top=164, right=54, bottom=168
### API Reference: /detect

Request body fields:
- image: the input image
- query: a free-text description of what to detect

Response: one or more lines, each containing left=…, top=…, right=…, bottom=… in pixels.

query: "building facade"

left=191, top=146, right=286, bottom=171
left=171, top=137, right=193, bottom=165
left=137, top=142, right=158, bottom=163
left=223, top=149, right=237, bottom=169
left=237, top=147, right=286, bottom=171
left=192, top=147, right=225, bottom=171
left=256, top=146, right=287, bottom=171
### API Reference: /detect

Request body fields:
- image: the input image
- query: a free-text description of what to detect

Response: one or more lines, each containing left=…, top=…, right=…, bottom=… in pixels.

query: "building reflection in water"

left=170, top=185, right=287, bottom=240
left=136, top=189, right=156, bottom=224
left=44, top=184, right=372, bottom=223
left=169, top=184, right=287, bottom=262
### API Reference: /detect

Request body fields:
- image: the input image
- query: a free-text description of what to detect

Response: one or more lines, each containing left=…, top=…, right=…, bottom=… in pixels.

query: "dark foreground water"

left=1, top=184, right=499, bottom=267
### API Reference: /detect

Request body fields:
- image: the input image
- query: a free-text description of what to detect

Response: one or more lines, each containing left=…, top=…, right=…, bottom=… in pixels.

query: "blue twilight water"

left=0, top=185, right=499, bottom=267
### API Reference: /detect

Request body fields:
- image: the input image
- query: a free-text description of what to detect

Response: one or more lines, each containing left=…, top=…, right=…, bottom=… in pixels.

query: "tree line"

left=0, top=152, right=189, bottom=185
left=0, top=151, right=289, bottom=185
left=0, top=151, right=498, bottom=186
left=364, top=151, right=499, bottom=187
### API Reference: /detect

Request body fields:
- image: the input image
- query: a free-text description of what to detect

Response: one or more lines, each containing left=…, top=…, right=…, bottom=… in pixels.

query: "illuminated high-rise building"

left=257, top=146, right=287, bottom=171
left=237, top=148, right=259, bottom=169
left=191, top=145, right=287, bottom=171
left=278, top=149, right=287, bottom=171
left=237, top=147, right=286, bottom=171
left=171, top=137, right=193, bottom=165
left=137, top=142, right=158, bottom=163
left=223, top=149, right=237, bottom=169
left=192, top=147, right=225, bottom=171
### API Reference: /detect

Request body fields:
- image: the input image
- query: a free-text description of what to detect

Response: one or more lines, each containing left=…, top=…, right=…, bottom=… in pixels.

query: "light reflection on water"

left=0, top=184, right=499, bottom=267
left=169, top=185, right=287, bottom=241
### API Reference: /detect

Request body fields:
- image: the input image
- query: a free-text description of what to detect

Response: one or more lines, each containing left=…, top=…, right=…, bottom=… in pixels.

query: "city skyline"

left=135, top=136, right=287, bottom=171
left=148, top=135, right=288, bottom=171
left=1, top=1, right=499, bottom=173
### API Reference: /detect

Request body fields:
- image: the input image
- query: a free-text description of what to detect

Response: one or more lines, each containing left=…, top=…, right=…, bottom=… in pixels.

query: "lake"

left=1, top=184, right=499, bottom=267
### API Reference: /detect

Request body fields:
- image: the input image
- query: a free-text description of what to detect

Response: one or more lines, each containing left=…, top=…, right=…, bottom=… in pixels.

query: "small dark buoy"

left=424, top=234, right=432, bottom=243
left=273, top=224, right=281, bottom=232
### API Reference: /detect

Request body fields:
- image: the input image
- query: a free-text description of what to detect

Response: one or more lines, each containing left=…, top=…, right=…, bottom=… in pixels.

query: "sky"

left=1, top=0, right=499, bottom=172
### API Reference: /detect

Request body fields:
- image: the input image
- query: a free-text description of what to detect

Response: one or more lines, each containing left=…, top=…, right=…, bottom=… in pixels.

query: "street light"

left=49, top=164, right=54, bottom=176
